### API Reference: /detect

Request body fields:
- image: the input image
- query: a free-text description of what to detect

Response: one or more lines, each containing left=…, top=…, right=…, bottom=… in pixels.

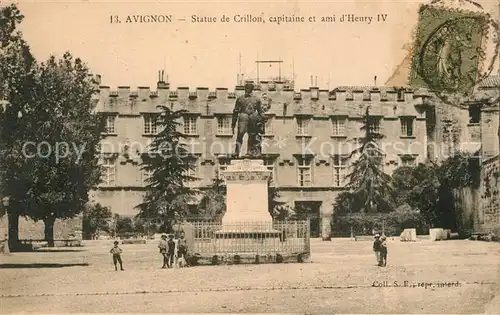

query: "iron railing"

left=181, top=220, right=310, bottom=256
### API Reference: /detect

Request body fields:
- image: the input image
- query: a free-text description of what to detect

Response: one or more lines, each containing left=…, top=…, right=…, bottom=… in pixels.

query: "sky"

left=8, top=0, right=500, bottom=90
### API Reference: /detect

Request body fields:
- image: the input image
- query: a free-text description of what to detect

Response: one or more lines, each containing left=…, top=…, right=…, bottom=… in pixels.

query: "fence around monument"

left=182, top=220, right=310, bottom=256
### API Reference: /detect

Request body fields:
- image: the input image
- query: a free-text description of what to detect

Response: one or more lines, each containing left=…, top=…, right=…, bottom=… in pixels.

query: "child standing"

left=110, top=241, right=124, bottom=271
left=379, top=236, right=388, bottom=267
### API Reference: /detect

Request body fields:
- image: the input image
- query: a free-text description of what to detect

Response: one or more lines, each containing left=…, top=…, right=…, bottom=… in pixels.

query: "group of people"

left=109, top=232, right=189, bottom=271
left=157, top=233, right=188, bottom=269
left=372, top=233, right=388, bottom=267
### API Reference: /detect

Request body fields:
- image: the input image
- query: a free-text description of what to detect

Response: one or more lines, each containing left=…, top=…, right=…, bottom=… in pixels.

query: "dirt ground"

left=1, top=238, right=500, bottom=314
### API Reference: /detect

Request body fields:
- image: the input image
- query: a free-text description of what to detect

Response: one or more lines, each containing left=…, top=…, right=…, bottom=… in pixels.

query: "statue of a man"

left=231, top=82, right=265, bottom=157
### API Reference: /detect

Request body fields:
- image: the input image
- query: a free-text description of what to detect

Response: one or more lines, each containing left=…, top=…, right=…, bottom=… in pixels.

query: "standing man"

left=231, top=82, right=265, bottom=157
left=373, top=234, right=381, bottom=266
left=158, top=234, right=168, bottom=269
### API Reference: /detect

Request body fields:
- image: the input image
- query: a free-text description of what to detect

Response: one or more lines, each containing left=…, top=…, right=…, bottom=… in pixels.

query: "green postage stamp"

left=410, top=4, right=490, bottom=95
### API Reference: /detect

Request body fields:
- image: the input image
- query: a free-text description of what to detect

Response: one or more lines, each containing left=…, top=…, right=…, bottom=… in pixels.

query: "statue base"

left=214, top=159, right=281, bottom=254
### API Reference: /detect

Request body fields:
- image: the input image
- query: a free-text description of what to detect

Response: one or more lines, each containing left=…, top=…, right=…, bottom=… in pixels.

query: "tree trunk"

left=7, top=212, right=19, bottom=251
left=44, top=217, right=56, bottom=247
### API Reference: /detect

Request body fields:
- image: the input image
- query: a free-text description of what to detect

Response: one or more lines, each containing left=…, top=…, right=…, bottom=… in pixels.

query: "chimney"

left=374, top=75, right=377, bottom=86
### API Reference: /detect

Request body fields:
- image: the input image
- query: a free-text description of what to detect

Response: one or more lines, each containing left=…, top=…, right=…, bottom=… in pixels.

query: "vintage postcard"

left=0, top=0, right=499, bottom=313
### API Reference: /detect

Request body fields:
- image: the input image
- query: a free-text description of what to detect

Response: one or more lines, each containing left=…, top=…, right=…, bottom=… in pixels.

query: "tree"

left=268, top=185, right=295, bottom=220
left=390, top=152, right=480, bottom=235
left=136, top=107, right=197, bottom=232
left=334, top=106, right=395, bottom=215
left=82, top=203, right=112, bottom=240
left=0, top=5, right=37, bottom=249
left=18, top=53, right=103, bottom=247
left=115, top=215, right=134, bottom=237
left=391, top=163, right=441, bottom=228
left=196, top=176, right=226, bottom=221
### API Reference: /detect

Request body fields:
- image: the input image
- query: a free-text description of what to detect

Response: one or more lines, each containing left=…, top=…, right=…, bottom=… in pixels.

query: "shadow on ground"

left=34, top=249, right=87, bottom=253
left=0, top=263, right=89, bottom=269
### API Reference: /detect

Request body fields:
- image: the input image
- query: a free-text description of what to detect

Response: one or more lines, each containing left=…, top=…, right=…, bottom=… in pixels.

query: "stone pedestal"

left=215, top=159, right=281, bottom=251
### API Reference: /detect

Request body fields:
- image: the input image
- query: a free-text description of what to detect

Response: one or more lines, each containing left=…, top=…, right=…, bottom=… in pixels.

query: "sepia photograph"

left=0, top=0, right=499, bottom=313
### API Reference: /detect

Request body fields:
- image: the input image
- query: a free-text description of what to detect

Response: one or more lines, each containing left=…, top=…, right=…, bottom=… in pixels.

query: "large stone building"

left=475, top=75, right=500, bottom=233
left=91, top=75, right=428, bottom=239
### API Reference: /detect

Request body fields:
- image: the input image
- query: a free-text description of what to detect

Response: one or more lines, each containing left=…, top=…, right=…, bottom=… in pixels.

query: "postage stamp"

left=410, top=4, right=490, bottom=95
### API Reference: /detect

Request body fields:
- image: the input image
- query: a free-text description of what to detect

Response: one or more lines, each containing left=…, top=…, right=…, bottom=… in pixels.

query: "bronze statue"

left=231, top=83, right=265, bottom=157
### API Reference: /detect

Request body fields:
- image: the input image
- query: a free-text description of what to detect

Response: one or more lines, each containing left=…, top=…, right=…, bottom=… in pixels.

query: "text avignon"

left=125, top=15, right=173, bottom=23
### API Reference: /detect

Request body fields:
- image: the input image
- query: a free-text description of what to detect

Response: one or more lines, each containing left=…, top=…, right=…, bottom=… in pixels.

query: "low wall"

left=477, top=156, right=500, bottom=233
left=0, top=215, right=83, bottom=240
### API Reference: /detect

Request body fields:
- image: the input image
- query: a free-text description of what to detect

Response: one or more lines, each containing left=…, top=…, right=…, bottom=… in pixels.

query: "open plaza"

left=1, top=238, right=500, bottom=314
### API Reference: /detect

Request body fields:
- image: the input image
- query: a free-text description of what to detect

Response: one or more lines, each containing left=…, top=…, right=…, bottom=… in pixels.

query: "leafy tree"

left=391, top=164, right=441, bottom=228
left=391, top=152, right=480, bottom=235
left=196, top=176, right=226, bottom=221
left=268, top=186, right=295, bottom=220
left=115, top=215, right=134, bottom=237
left=0, top=5, right=37, bottom=249
left=136, top=107, right=197, bottom=232
left=82, top=203, right=112, bottom=240
left=18, top=53, right=103, bottom=247
left=334, top=106, right=395, bottom=216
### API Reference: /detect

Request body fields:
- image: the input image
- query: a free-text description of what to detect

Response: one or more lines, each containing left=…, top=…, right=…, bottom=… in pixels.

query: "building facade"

left=476, top=75, right=500, bottom=233
left=91, top=75, right=428, bottom=239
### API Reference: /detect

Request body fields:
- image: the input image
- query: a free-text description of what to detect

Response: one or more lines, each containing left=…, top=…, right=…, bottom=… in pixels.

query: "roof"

left=478, top=75, right=499, bottom=88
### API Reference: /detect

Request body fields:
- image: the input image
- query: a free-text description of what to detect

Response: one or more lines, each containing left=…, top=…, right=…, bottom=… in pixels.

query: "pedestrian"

left=166, top=234, right=176, bottom=268
left=379, top=235, right=388, bottom=267
left=373, top=234, right=381, bottom=266
left=158, top=234, right=168, bottom=269
left=110, top=241, right=124, bottom=271
left=177, top=232, right=188, bottom=268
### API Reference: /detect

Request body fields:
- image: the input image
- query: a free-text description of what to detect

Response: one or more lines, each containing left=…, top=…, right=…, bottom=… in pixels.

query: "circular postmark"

left=418, top=16, right=487, bottom=94
left=410, top=3, right=499, bottom=103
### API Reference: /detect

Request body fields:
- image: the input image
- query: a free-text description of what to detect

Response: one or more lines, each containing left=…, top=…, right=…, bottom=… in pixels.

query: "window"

left=297, top=157, right=312, bottom=187
left=469, top=104, right=481, bottom=124
left=263, top=116, right=274, bottom=135
left=368, top=117, right=381, bottom=134
left=264, top=159, right=276, bottom=184
left=183, top=116, right=197, bottom=135
left=332, top=155, right=348, bottom=187
left=331, top=117, right=346, bottom=136
left=296, top=118, right=310, bottom=136
left=218, top=159, right=229, bottom=180
left=104, top=115, right=116, bottom=133
left=400, top=117, right=414, bottom=137
left=141, top=168, right=153, bottom=186
left=102, top=157, right=116, bottom=186
left=400, top=156, right=416, bottom=167
left=217, top=116, right=232, bottom=135
left=143, top=114, right=158, bottom=135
